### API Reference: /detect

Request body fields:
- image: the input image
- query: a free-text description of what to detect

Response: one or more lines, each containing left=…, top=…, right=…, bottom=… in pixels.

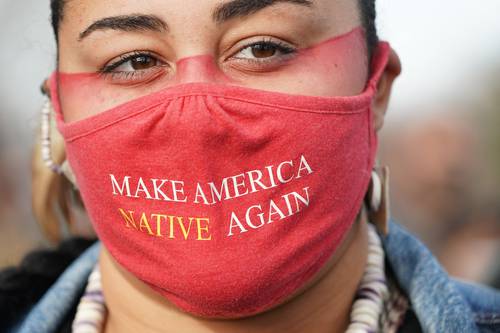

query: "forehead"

left=61, top=0, right=360, bottom=35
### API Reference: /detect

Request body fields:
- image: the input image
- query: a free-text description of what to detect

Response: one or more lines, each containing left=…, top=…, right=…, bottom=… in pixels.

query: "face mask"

left=48, top=27, right=391, bottom=318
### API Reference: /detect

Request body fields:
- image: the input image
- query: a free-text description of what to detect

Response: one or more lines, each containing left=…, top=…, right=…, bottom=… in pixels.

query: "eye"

left=116, top=54, right=159, bottom=71
left=238, top=42, right=285, bottom=59
left=100, top=51, right=170, bottom=84
left=229, top=38, right=297, bottom=69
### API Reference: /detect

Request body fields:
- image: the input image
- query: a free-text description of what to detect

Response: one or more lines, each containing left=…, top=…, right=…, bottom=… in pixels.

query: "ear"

left=372, top=47, right=401, bottom=132
left=41, top=78, right=51, bottom=97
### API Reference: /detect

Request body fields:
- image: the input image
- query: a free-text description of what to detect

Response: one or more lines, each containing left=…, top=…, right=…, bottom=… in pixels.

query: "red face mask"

left=49, top=27, right=391, bottom=318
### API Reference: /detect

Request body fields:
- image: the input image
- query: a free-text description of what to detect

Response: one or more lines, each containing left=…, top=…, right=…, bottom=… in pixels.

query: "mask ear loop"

left=40, top=79, right=79, bottom=189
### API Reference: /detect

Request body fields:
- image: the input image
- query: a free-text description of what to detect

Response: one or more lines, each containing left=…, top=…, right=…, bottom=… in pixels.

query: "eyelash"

left=98, top=39, right=297, bottom=81
left=230, top=38, right=297, bottom=63
left=98, top=51, right=165, bottom=81
left=101, top=51, right=157, bottom=72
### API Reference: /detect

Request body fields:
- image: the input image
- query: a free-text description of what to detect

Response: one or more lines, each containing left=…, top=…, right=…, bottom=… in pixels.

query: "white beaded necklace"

left=72, top=224, right=394, bottom=333
left=72, top=265, right=106, bottom=333
left=346, top=224, right=389, bottom=332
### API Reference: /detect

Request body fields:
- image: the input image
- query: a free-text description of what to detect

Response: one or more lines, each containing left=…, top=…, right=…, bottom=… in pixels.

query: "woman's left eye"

left=231, top=39, right=297, bottom=63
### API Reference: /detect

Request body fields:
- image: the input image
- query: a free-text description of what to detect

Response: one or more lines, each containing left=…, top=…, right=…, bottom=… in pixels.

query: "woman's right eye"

left=115, top=54, right=159, bottom=71
left=100, top=51, right=170, bottom=84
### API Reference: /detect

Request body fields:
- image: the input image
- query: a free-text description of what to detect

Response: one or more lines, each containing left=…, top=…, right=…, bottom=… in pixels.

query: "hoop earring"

left=365, top=166, right=390, bottom=235
left=40, top=97, right=79, bottom=189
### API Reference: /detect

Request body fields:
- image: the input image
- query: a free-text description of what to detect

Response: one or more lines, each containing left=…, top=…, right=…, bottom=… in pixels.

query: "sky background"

left=376, top=0, right=500, bottom=119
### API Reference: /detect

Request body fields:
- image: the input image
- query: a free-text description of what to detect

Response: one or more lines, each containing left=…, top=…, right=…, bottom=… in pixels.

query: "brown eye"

left=102, top=52, right=166, bottom=74
left=130, top=55, right=158, bottom=70
left=232, top=40, right=296, bottom=63
left=250, top=44, right=277, bottom=58
left=100, top=52, right=170, bottom=85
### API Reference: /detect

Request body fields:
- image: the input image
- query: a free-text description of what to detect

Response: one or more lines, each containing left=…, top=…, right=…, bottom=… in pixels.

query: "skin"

left=56, top=0, right=401, bottom=332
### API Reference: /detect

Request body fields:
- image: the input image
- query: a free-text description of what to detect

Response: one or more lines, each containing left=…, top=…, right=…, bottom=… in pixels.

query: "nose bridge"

left=175, top=55, right=219, bottom=83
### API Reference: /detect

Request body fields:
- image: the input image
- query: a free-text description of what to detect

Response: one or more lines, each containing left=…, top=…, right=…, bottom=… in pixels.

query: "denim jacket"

left=10, top=220, right=500, bottom=333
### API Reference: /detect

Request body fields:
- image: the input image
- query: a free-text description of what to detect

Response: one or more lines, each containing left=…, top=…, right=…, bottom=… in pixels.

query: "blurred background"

left=0, top=1, right=499, bottom=287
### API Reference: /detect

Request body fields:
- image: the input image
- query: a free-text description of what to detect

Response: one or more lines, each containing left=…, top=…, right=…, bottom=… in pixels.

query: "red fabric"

left=49, top=35, right=391, bottom=318
left=55, top=27, right=368, bottom=120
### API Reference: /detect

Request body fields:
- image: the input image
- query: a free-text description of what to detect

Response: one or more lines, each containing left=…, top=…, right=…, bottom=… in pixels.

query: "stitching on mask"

left=63, top=91, right=373, bottom=142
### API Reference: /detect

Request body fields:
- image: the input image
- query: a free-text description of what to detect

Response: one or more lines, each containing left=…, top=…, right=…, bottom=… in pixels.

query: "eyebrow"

left=79, top=0, right=313, bottom=41
left=78, top=14, right=168, bottom=41
left=213, top=0, right=313, bottom=24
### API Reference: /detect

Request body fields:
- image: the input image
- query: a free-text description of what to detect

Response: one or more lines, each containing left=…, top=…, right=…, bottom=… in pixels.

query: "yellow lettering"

left=118, top=210, right=212, bottom=241
left=167, top=215, right=176, bottom=239
left=178, top=217, right=194, bottom=240
left=151, top=214, right=167, bottom=237
left=196, top=217, right=212, bottom=240
left=118, top=208, right=137, bottom=229
left=139, top=213, right=154, bottom=235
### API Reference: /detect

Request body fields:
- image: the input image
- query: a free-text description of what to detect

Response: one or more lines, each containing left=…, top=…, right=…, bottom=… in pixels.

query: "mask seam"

left=63, top=92, right=372, bottom=143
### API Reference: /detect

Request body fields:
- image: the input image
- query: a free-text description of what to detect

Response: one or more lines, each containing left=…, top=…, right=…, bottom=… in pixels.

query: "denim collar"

left=381, top=219, right=478, bottom=333
left=15, top=242, right=101, bottom=333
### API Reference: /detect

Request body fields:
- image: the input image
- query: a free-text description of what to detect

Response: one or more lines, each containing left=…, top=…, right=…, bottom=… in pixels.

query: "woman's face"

left=57, top=0, right=369, bottom=122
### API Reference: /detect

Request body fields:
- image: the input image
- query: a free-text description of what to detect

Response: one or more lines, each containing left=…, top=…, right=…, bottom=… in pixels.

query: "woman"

left=2, top=0, right=499, bottom=332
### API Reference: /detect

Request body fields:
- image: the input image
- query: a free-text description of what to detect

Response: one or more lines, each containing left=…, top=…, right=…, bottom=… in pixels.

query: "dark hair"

left=50, top=0, right=64, bottom=42
left=357, top=0, right=378, bottom=60
left=50, top=0, right=378, bottom=58
left=0, top=237, right=96, bottom=331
